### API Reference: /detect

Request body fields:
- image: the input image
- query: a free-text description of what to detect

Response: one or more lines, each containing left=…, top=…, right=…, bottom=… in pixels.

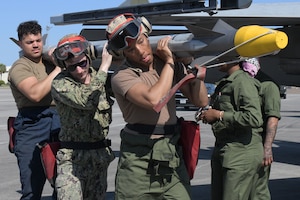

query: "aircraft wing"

left=50, top=1, right=300, bottom=87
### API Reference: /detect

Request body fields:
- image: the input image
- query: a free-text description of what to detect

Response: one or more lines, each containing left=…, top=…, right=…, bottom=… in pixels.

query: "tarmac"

left=0, top=87, right=300, bottom=200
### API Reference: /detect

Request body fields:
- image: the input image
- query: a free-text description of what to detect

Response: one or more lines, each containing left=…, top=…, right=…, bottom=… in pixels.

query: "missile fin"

left=10, top=37, right=20, bottom=47
left=212, top=19, right=237, bottom=34
left=185, top=24, right=223, bottom=41
left=42, top=34, right=48, bottom=45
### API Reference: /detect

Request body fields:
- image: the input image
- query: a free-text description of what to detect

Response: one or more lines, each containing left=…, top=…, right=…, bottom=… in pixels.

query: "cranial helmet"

left=53, top=34, right=96, bottom=68
left=106, top=13, right=152, bottom=58
left=242, top=57, right=261, bottom=77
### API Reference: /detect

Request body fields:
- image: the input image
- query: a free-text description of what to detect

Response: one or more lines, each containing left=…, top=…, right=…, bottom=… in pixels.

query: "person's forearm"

left=264, top=117, right=279, bottom=147
left=26, top=66, right=61, bottom=102
left=148, top=61, right=175, bottom=104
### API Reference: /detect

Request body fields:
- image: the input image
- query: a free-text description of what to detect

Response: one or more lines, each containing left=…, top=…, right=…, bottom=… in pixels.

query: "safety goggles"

left=66, top=60, right=88, bottom=72
left=108, top=20, right=141, bottom=50
left=54, top=41, right=89, bottom=61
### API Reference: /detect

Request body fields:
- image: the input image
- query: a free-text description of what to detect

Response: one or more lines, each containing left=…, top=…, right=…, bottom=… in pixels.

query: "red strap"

left=153, top=73, right=195, bottom=113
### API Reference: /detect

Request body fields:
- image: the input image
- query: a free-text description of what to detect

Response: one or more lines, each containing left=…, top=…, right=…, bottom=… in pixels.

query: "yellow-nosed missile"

left=40, top=20, right=289, bottom=62
left=234, top=25, right=288, bottom=57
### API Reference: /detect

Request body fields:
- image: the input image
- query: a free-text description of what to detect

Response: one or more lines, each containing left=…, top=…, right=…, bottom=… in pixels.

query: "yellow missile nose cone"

left=275, top=31, right=288, bottom=49
left=234, top=25, right=288, bottom=57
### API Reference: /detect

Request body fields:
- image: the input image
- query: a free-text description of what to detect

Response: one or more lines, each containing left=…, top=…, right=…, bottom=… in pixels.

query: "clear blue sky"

left=0, top=0, right=297, bottom=66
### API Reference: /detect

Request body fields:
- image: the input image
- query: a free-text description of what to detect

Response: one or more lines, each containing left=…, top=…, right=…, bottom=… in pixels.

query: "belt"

left=125, top=123, right=177, bottom=135
left=60, top=139, right=111, bottom=150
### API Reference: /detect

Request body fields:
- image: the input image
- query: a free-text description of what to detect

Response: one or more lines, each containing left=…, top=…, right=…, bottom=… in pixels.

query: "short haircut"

left=17, top=20, right=42, bottom=40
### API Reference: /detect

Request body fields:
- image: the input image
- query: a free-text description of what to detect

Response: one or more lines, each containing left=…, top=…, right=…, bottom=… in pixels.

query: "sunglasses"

left=66, top=60, right=88, bottom=72
left=108, top=20, right=141, bottom=50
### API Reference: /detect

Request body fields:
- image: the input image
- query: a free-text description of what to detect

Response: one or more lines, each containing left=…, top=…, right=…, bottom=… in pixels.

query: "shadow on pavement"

left=273, top=140, right=300, bottom=166
left=269, top=178, right=300, bottom=200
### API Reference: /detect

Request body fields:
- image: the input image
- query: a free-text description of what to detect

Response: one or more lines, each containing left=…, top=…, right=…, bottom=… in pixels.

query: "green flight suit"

left=251, top=81, right=281, bottom=200
left=210, top=70, right=263, bottom=200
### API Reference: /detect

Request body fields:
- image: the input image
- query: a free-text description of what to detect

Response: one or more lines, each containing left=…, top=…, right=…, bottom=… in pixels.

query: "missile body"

left=42, top=20, right=288, bottom=63
left=149, top=33, right=207, bottom=58
left=90, top=34, right=207, bottom=59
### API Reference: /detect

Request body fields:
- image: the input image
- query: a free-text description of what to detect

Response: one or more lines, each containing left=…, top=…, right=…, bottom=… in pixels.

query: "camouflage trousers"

left=55, top=147, right=114, bottom=200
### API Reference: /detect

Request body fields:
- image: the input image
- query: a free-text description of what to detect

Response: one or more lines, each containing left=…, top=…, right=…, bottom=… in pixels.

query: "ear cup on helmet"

left=86, top=43, right=97, bottom=60
left=54, top=56, right=66, bottom=69
left=107, top=45, right=125, bottom=60
left=139, top=16, right=152, bottom=36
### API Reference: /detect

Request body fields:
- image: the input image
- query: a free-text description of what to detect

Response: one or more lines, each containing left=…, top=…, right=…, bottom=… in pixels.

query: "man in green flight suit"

left=198, top=56, right=264, bottom=200
left=242, top=58, right=281, bottom=200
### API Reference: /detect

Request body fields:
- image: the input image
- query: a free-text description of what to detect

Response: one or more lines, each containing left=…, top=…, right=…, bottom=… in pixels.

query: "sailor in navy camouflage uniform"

left=51, top=34, right=115, bottom=200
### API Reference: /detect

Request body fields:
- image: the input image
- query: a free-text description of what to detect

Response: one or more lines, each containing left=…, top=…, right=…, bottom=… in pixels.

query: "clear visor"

left=108, top=20, right=141, bottom=51
left=54, top=41, right=89, bottom=61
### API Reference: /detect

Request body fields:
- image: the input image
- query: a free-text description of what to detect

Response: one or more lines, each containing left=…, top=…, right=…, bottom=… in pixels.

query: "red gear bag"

left=179, top=119, right=201, bottom=180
